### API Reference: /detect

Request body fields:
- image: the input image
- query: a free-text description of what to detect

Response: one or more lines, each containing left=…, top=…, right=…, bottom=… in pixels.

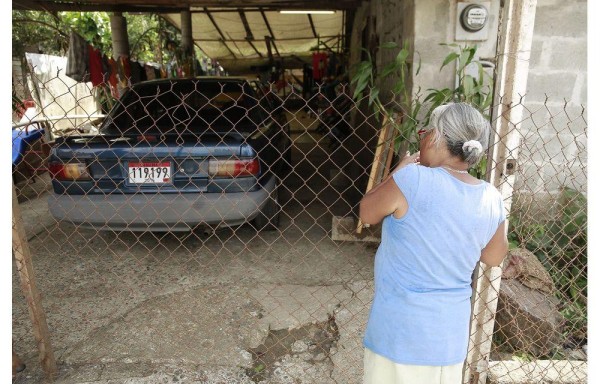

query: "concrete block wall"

left=347, top=0, right=587, bottom=216
left=412, top=0, right=501, bottom=100
left=515, top=0, right=587, bottom=203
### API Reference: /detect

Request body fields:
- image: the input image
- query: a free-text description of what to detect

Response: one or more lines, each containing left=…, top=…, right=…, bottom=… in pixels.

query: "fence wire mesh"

left=12, top=68, right=587, bottom=383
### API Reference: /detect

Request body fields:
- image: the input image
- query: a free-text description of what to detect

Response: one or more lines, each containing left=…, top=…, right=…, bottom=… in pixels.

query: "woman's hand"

left=393, top=151, right=420, bottom=173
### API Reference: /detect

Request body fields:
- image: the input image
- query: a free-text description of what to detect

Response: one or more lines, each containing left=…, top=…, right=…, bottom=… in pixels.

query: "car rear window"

left=102, top=80, right=267, bottom=135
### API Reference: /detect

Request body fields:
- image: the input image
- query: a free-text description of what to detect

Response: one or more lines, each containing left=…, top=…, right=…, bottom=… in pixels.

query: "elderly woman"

left=360, top=102, right=508, bottom=384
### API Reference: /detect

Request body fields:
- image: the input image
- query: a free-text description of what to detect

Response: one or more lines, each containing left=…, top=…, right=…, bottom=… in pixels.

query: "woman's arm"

left=358, top=151, right=419, bottom=225
left=479, top=220, right=509, bottom=267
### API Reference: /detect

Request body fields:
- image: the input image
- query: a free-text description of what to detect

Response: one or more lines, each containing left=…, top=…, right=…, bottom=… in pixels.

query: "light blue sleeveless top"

left=363, top=163, right=506, bottom=365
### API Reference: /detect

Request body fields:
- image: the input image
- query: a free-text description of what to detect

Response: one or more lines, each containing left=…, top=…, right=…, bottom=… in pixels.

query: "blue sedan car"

left=48, top=77, right=291, bottom=231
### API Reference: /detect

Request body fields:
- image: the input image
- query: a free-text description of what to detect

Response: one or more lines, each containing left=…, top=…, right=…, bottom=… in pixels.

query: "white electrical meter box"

left=455, top=1, right=491, bottom=41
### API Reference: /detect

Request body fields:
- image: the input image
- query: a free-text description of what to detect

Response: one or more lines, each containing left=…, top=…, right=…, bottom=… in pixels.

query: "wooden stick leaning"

left=12, top=184, right=57, bottom=380
left=356, top=114, right=395, bottom=234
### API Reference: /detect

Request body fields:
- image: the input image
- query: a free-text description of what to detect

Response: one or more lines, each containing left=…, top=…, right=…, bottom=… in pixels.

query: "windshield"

left=102, top=80, right=267, bottom=135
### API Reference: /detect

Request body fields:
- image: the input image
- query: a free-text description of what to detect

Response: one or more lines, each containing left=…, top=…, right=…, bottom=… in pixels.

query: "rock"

left=495, top=278, right=564, bottom=356
left=502, top=248, right=554, bottom=294
left=496, top=248, right=564, bottom=356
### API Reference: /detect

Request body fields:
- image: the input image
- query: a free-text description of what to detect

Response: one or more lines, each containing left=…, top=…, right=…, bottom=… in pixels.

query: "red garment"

left=312, top=52, right=328, bottom=81
left=88, top=46, right=104, bottom=86
left=118, top=56, right=132, bottom=86
left=107, top=58, right=119, bottom=98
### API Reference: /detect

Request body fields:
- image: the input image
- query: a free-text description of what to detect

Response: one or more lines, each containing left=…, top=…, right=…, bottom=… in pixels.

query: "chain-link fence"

left=12, top=67, right=586, bottom=383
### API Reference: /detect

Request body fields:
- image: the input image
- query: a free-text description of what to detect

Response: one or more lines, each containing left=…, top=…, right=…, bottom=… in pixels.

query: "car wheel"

left=253, top=183, right=280, bottom=231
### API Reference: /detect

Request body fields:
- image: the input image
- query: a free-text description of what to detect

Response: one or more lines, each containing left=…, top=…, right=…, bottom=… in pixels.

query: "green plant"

left=350, top=40, right=423, bottom=154
left=350, top=42, right=493, bottom=177
left=423, top=43, right=493, bottom=121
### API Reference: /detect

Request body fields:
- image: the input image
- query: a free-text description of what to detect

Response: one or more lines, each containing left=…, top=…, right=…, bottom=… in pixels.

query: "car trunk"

left=51, top=132, right=259, bottom=195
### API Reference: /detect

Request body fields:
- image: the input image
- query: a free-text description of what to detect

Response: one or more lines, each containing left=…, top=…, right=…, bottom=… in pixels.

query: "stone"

left=496, top=248, right=564, bottom=356
left=501, top=248, right=555, bottom=294
left=495, top=278, right=563, bottom=356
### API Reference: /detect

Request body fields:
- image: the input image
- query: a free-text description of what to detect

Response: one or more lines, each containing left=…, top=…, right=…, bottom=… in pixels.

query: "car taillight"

left=48, top=162, right=91, bottom=180
left=208, top=158, right=259, bottom=177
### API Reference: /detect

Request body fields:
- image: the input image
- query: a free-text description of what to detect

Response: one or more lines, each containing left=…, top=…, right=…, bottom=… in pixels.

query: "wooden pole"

left=464, top=1, right=537, bottom=383
left=181, top=9, right=194, bottom=57
left=12, top=184, right=57, bottom=380
left=356, top=114, right=394, bottom=233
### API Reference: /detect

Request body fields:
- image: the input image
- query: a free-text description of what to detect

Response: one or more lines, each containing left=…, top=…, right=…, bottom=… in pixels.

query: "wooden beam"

left=260, top=8, right=276, bottom=38
left=13, top=0, right=362, bottom=12
left=265, top=36, right=274, bottom=63
left=238, top=10, right=254, bottom=40
left=204, top=7, right=237, bottom=59
left=308, top=14, right=318, bottom=38
left=246, top=38, right=264, bottom=58
left=260, top=8, right=281, bottom=58
left=356, top=114, right=395, bottom=234
left=12, top=0, right=185, bottom=12
left=204, top=7, right=227, bottom=41
left=12, top=184, right=57, bottom=380
left=192, top=35, right=340, bottom=43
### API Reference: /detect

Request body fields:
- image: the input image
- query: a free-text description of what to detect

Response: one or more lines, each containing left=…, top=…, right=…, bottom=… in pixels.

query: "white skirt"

left=363, top=348, right=464, bottom=384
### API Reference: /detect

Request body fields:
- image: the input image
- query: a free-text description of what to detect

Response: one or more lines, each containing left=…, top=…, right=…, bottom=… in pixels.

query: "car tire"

left=253, top=183, right=280, bottom=231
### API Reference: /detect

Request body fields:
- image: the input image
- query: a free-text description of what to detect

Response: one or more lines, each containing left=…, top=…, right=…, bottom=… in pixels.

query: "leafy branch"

left=351, top=42, right=494, bottom=177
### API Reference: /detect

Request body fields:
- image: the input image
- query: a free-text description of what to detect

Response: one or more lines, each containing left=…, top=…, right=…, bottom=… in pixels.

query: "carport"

left=12, top=1, right=376, bottom=383
left=12, top=1, right=588, bottom=383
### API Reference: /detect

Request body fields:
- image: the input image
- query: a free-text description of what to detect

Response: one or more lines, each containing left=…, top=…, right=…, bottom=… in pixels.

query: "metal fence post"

left=12, top=183, right=57, bottom=380
left=464, top=0, right=538, bottom=383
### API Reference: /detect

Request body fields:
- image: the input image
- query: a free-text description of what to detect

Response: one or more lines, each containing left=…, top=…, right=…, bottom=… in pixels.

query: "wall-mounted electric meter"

left=455, top=2, right=491, bottom=41
left=460, top=4, right=488, bottom=31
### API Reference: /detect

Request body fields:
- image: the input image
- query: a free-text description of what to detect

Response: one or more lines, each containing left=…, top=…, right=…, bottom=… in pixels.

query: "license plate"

left=128, top=162, right=171, bottom=184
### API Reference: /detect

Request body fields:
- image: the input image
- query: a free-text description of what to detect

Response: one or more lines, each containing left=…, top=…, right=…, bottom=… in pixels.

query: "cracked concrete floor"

left=12, top=137, right=377, bottom=383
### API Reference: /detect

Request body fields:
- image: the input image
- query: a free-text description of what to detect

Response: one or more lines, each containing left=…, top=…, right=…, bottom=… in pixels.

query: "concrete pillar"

left=110, top=12, right=130, bottom=58
left=181, top=9, right=194, bottom=56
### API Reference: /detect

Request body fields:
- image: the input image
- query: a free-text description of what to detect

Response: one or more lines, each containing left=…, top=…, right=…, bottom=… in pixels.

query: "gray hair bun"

left=462, top=140, right=483, bottom=155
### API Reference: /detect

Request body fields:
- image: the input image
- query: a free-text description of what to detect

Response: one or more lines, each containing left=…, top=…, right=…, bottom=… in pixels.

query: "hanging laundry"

left=312, top=52, right=328, bottom=81
left=107, top=57, right=119, bottom=98
left=66, top=31, right=89, bottom=82
left=101, top=54, right=111, bottom=84
left=117, top=56, right=131, bottom=87
left=88, top=46, right=104, bottom=86
left=144, top=64, right=156, bottom=80
left=138, top=62, right=147, bottom=82
left=130, top=60, right=141, bottom=84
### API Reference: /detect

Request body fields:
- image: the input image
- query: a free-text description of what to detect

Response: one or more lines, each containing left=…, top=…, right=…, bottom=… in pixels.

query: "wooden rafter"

left=204, top=7, right=237, bottom=59
left=13, top=0, right=362, bottom=12
left=260, top=8, right=280, bottom=57
left=204, top=7, right=227, bottom=41
left=191, top=35, right=339, bottom=43
left=307, top=14, right=317, bottom=38
left=238, top=10, right=254, bottom=40
left=246, top=39, right=264, bottom=57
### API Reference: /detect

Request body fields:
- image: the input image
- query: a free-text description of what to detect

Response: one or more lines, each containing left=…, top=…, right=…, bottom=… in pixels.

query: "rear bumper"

left=48, top=176, right=275, bottom=231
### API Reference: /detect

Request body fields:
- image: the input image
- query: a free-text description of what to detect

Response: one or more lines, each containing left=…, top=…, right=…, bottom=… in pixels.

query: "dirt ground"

left=12, top=110, right=377, bottom=383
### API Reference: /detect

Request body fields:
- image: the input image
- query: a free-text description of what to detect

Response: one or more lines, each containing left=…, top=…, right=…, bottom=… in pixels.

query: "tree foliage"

left=12, top=11, right=181, bottom=63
